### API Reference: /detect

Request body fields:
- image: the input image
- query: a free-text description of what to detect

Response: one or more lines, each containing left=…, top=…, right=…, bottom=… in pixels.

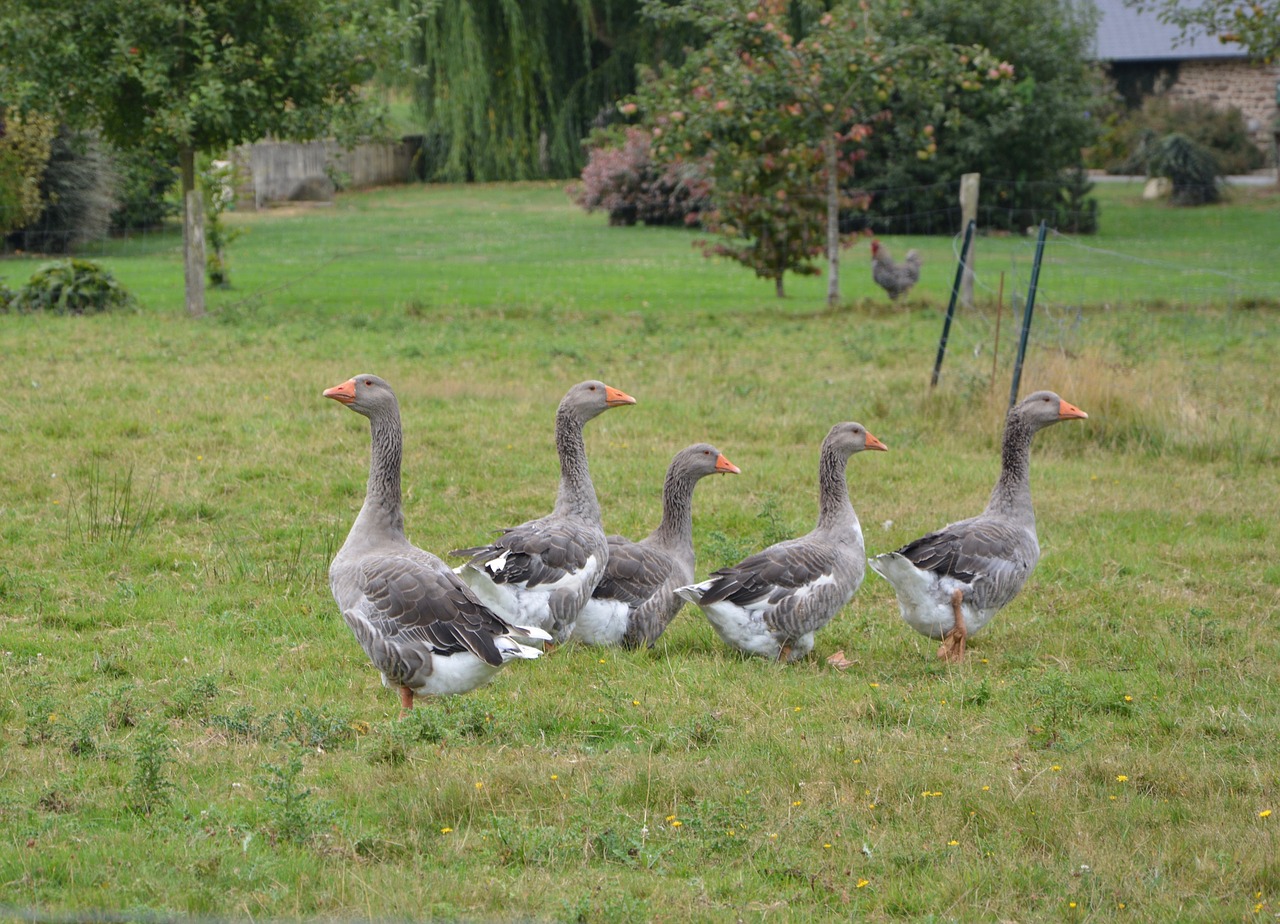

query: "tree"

left=632, top=0, right=1013, bottom=302
left=0, top=108, right=55, bottom=236
left=1129, top=0, right=1280, bottom=62
left=853, top=0, right=1100, bottom=234
left=0, top=0, right=388, bottom=315
left=395, top=0, right=699, bottom=181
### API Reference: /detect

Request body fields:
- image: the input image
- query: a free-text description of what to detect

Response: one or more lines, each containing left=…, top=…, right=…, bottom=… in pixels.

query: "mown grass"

left=1, top=180, right=1278, bottom=923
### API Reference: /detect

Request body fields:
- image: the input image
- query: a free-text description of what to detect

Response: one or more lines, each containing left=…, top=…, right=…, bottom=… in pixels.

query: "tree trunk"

left=180, top=145, right=206, bottom=318
left=775, top=275, right=785, bottom=298
left=825, top=134, right=839, bottom=307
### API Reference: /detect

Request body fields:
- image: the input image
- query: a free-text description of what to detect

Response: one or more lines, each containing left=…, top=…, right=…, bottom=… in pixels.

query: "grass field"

left=1, top=180, right=1278, bottom=923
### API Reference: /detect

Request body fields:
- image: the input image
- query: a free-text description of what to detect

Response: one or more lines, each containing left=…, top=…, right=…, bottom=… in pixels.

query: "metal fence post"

left=930, top=218, right=976, bottom=388
left=1008, top=220, right=1049, bottom=408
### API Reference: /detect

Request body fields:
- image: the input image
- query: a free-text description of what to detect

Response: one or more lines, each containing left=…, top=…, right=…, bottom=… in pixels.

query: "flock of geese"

left=324, top=376, right=1087, bottom=712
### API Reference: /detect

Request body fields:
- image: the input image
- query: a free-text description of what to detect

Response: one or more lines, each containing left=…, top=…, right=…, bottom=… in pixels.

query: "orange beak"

left=604, top=386, right=637, bottom=408
left=1058, top=399, right=1088, bottom=420
left=323, top=379, right=357, bottom=405
left=715, top=453, right=741, bottom=475
left=864, top=431, right=888, bottom=452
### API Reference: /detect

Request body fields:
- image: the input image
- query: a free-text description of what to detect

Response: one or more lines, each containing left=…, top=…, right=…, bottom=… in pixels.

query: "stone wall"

left=1165, top=59, right=1280, bottom=160
left=232, top=138, right=421, bottom=210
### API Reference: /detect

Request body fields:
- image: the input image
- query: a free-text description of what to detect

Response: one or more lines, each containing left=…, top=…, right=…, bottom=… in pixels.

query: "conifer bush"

left=8, top=258, right=136, bottom=314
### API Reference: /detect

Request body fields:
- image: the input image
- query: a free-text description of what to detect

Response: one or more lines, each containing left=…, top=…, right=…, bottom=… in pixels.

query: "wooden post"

left=959, top=173, right=980, bottom=309
left=824, top=135, right=840, bottom=307
left=179, top=145, right=207, bottom=318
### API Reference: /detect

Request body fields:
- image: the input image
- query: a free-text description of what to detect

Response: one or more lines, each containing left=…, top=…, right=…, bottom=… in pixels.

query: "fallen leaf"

left=826, top=650, right=854, bottom=670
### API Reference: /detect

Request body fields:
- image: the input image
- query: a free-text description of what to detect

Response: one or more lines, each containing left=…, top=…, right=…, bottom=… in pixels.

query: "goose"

left=574, top=444, right=741, bottom=649
left=869, top=390, right=1087, bottom=662
left=324, top=374, right=551, bottom=711
left=451, top=380, right=636, bottom=644
left=676, top=422, right=887, bottom=662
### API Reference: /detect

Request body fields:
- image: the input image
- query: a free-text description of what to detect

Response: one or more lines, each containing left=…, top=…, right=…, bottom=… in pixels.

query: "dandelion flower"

left=982, top=785, right=990, bottom=791
left=823, top=843, right=832, bottom=849
left=794, top=706, right=802, bottom=712
left=550, top=774, right=558, bottom=781
left=1116, top=775, right=1128, bottom=782
left=671, top=820, right=683, bottom=828
left=1124, top=695, right=1133, bottom=702
left=440, top=827, right=453, bottom=834
left=948, top=839, right=959, bottom=846
left=1052, top=765, right=1061, bottom=772
left=1260, top=810, right=1272, bottom=818
left=869, top=682, right=880, bottom=688
left=856, top=878, right=869, bottom=888
left=632, top=699, right=640, bottom=706
left=792, top=800, right=802, bottom=806
left=1069, top=902, right=1077, bottom=909
left=665, top=815, right=676, bottom=822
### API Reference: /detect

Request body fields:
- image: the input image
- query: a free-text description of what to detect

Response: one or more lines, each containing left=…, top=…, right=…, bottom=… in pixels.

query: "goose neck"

left=986, top=411, right=1035, bottom=524
left=816, top=445, right=855, bottom=530
left=650, top=467, right=698, bottom=550
left=358, top=410, right=405, bottom=536
left=553, top=406, right=600, bottom=520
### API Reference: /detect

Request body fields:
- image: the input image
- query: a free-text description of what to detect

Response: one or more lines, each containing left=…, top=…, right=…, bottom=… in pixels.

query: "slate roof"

left=1090, top=0, right=1250, bottom=62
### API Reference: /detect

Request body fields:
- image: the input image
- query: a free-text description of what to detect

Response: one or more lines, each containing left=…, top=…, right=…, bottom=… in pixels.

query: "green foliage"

left=0, top=0, right=389, bottom=155
left=0, top=108, right=55, bottom=235
left=1121, top=130, right=1224, bottom=205
left=6, top=126, right=118, bottom=253
left=109, top=145, right=179, bottom=232
left=200, top=158, right=241, bottom=288
left=8, top=258, right=136, bottom=314
left=852, top=0, right=1102, bottom=234
left=1099, top=96, right=1265, bottom=177
left=632, top=0, right=1016, bottom=294
left=397, top=0, right=687, bottom=180
left=126, top=720, right=176, bottom=815
left=258, top=756, right=333, bottom=844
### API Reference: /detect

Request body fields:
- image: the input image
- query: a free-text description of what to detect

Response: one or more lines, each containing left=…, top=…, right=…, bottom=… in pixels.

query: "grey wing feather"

left=896, top=517, right=1036, bottom=608
left=699, top=541, right=836, bottom=607
left=453, top=522, right=594, bottom=588
left=593, top=537, right=671, bottom=606
left=361, top=555, right=511, bottom=666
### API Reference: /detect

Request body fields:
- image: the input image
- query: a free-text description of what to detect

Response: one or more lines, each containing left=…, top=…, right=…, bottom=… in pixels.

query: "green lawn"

left=1, top=180, right=1277, bottom=923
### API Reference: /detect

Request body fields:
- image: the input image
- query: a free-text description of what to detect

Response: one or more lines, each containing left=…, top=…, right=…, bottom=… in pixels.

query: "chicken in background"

left=870, top=239, right=921, bottom=301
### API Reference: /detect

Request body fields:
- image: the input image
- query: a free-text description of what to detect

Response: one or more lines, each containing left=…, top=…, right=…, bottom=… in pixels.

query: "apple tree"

left=631, top=0, right=1013, bottom=302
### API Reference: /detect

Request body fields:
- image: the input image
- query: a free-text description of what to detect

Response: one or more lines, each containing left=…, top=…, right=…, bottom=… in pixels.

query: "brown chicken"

left=870, top=239, right=921, bottom=300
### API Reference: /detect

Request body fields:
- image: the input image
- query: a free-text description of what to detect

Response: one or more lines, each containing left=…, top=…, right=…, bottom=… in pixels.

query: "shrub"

left=6, top=127, right=118, bottom=253
left=0, top=109, right=56, bottom=236
left=109, top=146, right=179, bottom=232
left=1146, top=132, right=1223, bottom=205
left=569, top=127, right=710, bottom=228
left=1100, top=97, right=1264, bottom=177
left=8, top=258, right=137, bottom=314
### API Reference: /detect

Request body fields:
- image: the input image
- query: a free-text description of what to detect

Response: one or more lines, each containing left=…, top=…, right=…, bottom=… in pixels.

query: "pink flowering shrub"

left=569, top=127, right=711, bottom=227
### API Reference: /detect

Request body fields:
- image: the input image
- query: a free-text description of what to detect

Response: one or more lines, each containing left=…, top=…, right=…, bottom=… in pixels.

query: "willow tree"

left=398, top=0, right=686, bottom=180
left=0, top=0, right=387, bottom=316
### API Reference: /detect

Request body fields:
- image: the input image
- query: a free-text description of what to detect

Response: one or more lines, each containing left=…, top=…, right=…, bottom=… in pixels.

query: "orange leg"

left=399, top=685, right=415, bottom=713
left=937, top=589, right=968, bottom=662
left=779, top=643, right=793, bottom=663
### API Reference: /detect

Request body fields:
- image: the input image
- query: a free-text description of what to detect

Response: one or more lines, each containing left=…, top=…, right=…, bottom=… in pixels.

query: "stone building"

left=1091, top=0, right=1279, bottom=165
